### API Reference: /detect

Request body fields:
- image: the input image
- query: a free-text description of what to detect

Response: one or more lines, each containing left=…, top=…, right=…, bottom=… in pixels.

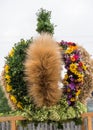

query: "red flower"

left=68, top=42, right=73, bottom=45
left=78, top=62, right=83, bottom=67
left=74, top=55, right=79, bottom=61
left=71, top=55, right=79, bottom=62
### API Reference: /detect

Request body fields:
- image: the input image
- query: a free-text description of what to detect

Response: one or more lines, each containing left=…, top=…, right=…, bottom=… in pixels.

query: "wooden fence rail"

left=0, top=113, right=92, bottom=130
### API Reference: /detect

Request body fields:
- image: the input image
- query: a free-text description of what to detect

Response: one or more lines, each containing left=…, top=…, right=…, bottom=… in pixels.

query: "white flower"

left=58, top=81, right=64, bottom=89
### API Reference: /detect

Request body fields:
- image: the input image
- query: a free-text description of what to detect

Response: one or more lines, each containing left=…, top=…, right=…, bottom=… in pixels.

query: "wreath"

left=2, top=34, right=93, bottom=123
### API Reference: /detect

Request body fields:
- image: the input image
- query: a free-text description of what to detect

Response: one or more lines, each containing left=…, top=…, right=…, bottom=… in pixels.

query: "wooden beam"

left=0, top=116, right=25, bottom=122
left=82, top=112, right=93, bottom=117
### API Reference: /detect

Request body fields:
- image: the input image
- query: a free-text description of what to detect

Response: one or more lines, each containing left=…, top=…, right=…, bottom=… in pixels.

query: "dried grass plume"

left=24, top=34, right=62, bottom=107
left=78, top=46, right=93, bottom=104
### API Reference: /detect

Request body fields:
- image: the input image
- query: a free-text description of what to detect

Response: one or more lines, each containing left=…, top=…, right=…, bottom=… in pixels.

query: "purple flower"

left=78, top=67, right=83, bottom=71
left=69, top=83, right=75, bottom=90
left=68, top=100, right=71, bottom=105
left=60, top=40, right=68, bottom=45
left=70, top=77, right=74, bottom=81
left=68, top=94, right=72, bottom=99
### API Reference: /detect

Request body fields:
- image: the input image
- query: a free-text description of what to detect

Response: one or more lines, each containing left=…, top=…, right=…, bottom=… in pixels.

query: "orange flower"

left=70, top=45, right=78, bottom=50
left=70, top=56, right=76, bottom=62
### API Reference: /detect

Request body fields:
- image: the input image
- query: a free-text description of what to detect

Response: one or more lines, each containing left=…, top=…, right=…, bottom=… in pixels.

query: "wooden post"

left=88, top=116, right=92, bottom=130
left=11, top=120, right=16, bottom=130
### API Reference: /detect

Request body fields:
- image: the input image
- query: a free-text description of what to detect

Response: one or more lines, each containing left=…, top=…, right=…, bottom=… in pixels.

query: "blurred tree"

left=0, top=86, right=11, bottom=113
left=36, top=8, right=56, bottom=35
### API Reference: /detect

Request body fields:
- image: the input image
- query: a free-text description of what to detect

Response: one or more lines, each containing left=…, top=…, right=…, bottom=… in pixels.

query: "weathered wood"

left=6, top=121, right=10, bottom=130
left=1, top=122, right=5, bottom=130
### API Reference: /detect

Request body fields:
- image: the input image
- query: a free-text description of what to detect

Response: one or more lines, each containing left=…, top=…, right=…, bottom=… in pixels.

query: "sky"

left=0, top=0, right=93, bottom=72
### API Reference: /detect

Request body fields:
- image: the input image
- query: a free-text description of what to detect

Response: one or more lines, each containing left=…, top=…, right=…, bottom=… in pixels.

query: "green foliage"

left=22, top=97, right=87, bottom=122
left=0, top=86, right=11, bottom=113
left=5, top=38, right=33, bottom=109
left=36, top=8, right=55, bottom=35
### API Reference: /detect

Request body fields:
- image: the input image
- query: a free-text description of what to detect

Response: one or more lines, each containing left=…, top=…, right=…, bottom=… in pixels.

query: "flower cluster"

left=60, top=41, right=87, bottom=106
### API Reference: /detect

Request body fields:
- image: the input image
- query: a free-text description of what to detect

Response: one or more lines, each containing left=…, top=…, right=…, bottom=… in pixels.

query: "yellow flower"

left=69, top=63, right=77, bottom=72
left=10, top=95, right=17, bottom=104
left=6, top=78, right=11, bottom=83
left=5, top=74, right=11, bottom=80
left=76, top=90, right=81, bottom=96
left=83, top=65, right=87, bottom=70
left=70, top=97, right=75, bottom=102
left=65, top=47, right=73, bottom=54
left=5, top=74, right=11, bottom=83
left=67, top=88, right=71, bottom=92
left=9, top=48, right=14, bottom=57
left=77, top=73, right=83, bottom=78
left=17, top=102, right=23, bottom=109
left=74, top=71, right=79, bottom=75
left=77, top=77, right=83, bottom=82
left=65, top=46, right=78, bottom=54
left=5, top=65, right=10, bottom=73
left=64, top=74, right=68, bottom=80
left=6, top=84, right=12, bottom=92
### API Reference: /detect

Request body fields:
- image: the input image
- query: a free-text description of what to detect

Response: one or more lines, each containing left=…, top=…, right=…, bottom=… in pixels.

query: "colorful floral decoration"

left=59, top=41, right=87, bottom=106
left=1, top=36, right=88, bottom=124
